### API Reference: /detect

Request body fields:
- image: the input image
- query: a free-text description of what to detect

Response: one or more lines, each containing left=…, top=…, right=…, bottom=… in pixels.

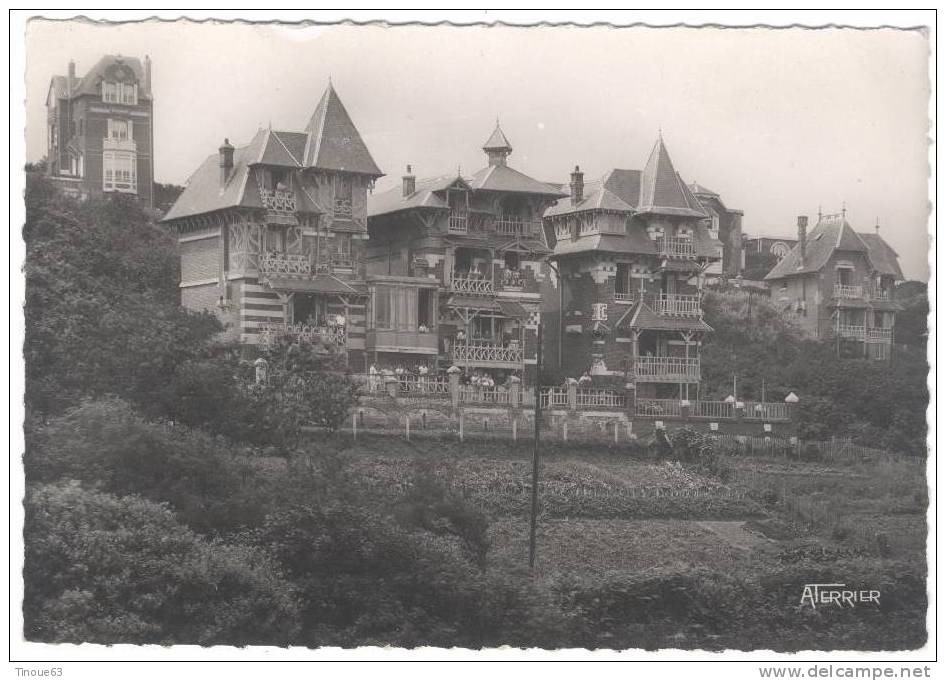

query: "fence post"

left=512, top=417, right=518, bottom=442
left=352, top=411, right=357, bottom=441
left=624, top=382, right=636, bottom=418
left=680, top=399, right=691, bottom=421
left=566, top=377, right=578, bottom=411
left=405, top=415, right=410, bottom=441
left=447, top=365, right=461, bottom=410
left=614, top=420, right=619, bottom=444
left=458, top=410, right=464, bottom=442
left=563, top=420, right=568, bottom=442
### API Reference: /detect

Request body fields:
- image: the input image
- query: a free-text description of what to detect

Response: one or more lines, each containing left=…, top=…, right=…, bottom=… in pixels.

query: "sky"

left=25, top=19, right=931, bottom=281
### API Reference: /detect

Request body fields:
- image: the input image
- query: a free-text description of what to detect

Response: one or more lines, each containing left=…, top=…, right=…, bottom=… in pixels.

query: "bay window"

left=103, top=151, right=137, bottom=193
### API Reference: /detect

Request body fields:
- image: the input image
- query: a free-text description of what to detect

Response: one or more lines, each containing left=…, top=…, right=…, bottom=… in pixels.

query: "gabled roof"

left=859, top=232, right=904, bottom=279
left=483, top=122, right=512, bottom=151
left=367, top=174, right=456, bottom=218
left=48, top=75, right=80, bottom=102
left=303, top=83, right=382, bottom=176
left=544, top=179, right=635, bottom=217
left=468, top=163, right=566, bottom=197
left=259, top=130, right=307, bottom=167
left=50, top=55, right=153, bottom=101
left=688, top=181, right=719, bottom=198
left=637, top=137, right=706, bottom=218
left=764, top=214, right=872, bottom=280
left=603, top=169, right=642, bottom=208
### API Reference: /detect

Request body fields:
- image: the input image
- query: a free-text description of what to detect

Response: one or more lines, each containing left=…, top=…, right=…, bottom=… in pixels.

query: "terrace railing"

left=633, top=356, right=701, bottom=381
left=398, top=374, right=450, bottom=395
left=258, top=252, right=311, bottom=277
left=867, top=287, right=891, bottom=301
left=838, top=324, right=867, bottom=340
left=743, top=401, right=791, bottom=421
left=258, top=322, right=346, bottom=349
left=576, top=389, right=626, bottom=409
left=691, top=400, right=735, bottom=420
left=451, top=276, right=494, bottom=295
left=452, top=342, right=523, bottom=365
left=635, top=398, right=683, bottom=417
left=653, top=293, right=702, bottom=317
left=541, top=388, right=569, bottom=409
left=448, top=214, right=468, bottom=233
left=657, top=236, right=696, bottom=259
left=867, top=327, right=894, bottom=342
left=459, top=386, right=511, bottom=405
left=614, top=291, right=635, bottom=303
left=834, top=284, right=864, bottom=299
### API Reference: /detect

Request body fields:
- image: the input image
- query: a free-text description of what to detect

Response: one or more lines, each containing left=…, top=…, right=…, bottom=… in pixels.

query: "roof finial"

left=457, top=163, right=462, bottom=177
left=875, top=216, right=880, bottom=234
left=658, top=125, right=663, bottom=140
left=841, top=201, right=846, bottom=217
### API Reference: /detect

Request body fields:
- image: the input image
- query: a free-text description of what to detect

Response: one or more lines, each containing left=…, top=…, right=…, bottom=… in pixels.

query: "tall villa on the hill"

left=541, top=135, right=722, bottom=400
left=764, top=211, right=903, bottom=360
left=687, top=182, right=743, bottom=281
left=163, top=84, right=383, bottom=367
left=45, top=54, right=155, bottom=206
left=366, top=123, right=565, bottom=381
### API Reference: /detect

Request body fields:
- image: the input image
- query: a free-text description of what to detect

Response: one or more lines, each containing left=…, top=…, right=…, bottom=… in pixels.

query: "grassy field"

left=292, top=433, right=928, bottom=650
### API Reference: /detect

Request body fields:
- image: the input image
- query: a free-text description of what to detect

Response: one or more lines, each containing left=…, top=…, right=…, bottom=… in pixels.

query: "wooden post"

left=614, top=420, right=619, bottom=444
left=405, top=416, right=410, bottom=441
left=529, top=323, right=543, bottom=569
left=352, top=411, right=357, bottom=441
left=563, top=420, right=568, bottom=442
left=512, top=417, right=518, bottom=442
left=459, top=410, right=464, bottom=442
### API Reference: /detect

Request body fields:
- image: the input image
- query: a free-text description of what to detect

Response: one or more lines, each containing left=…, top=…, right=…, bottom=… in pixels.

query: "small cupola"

left=483, top=120, right=512, bottom=167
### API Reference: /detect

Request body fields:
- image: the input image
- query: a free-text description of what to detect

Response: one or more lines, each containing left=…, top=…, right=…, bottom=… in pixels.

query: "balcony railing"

left=334, top=196, right=352, bottom=217
left=495, top=218, right=542, bottom=238
left=635, top=398, right=683, bottom=417
left=500, top=268, right=525, bottom=289
left=451, top=276, right=493, bottom=295
left=540, top=388, right=569, bottom=409
left=867, top=327, right=894, bottom=342
left=257, top=322, right=347, bottom=349
left=838, top=324, right=866, bottom=340
left=459, top=386, right=511, bottom=405
left=259, top=252, right=311, bottom=277
left=331, top=253, right=354, bottom=270
left=657, top=236, right=696, bottom=259
left=691, top=400, right=735, bottom=420
left=653, top=293, right=702, bottom=317
left=448, top=214, right=468, bottom=233
left=834, top=284, right=864, bottom=299
left=868, top=287, right=891, bottom=301
left=634, top=356, right=701, bottom=382
left=614, top=291, right=635, bottom=303
left=452, top=342, right=523, bottom=366
left=576, top=389, right=626, bottom=409
left=260, top=188, right=297, bottom=215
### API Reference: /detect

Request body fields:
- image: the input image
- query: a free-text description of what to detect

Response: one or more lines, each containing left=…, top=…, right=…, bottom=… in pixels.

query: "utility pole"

left=528, top=323, right=543, bottom=569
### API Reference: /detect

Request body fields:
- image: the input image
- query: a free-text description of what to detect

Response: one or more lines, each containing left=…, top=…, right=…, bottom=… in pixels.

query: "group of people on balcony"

left=453, top=328, right=520, bottom=348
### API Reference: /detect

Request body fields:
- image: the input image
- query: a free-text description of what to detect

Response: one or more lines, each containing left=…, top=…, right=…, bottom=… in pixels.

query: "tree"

left=24, top=482, right=298, bottom=645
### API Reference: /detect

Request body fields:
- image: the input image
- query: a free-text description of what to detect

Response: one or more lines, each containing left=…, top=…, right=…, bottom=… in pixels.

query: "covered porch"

left=446, top=296, right=528, bottom=370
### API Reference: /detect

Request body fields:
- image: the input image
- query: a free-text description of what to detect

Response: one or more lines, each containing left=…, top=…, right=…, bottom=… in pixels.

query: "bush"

left=25, top=397, right=267, bottom=534
left=24, top=482, right=298, bottom=645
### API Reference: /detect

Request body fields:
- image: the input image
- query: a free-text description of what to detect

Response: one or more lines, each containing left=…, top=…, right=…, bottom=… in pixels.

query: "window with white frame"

left=102, top=81, right=138, bottom=105
left=107, top=118, right=133, bottom=141
left=592, top=303, right=608, bottom=321
left=103, top=151, right=137, bottom=193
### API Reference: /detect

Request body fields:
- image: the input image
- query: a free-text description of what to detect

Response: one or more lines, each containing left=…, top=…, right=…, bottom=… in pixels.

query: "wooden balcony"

left=334, top=196, right=353, bottom=218
left=633, top=356, right=700, bottom=382
left=653, top=293, right=702, bottom=317
left=448, top=214, right=468, bottom=234
left=576, top=389, right=626, bottom=409
left=868, top=287, right=891, bottom=301
left=366, top=329, right=439, bottom=354
left=499, top=268, right=525, bottom=290
left=451, top=276, right=493, bottom=295
left=614, top=291, right=635, bottom=304
left=834, top=284, right=864, bottom=299
left=260, top=188, right=298, bottom=225
left=258, top=322, right=346, bottom=349
left=452, top=341, right=523, bottom=368
left=102, top=137, right=136, bottom=152
left=657, top=236, right=696, bottom=259
left=495, top=217, right=542, bottom=238
left=259, top=252, right=311, bottom=277
left=867, top=327, right=894, bottom=342
left=838, top=324, right=866, bottom=340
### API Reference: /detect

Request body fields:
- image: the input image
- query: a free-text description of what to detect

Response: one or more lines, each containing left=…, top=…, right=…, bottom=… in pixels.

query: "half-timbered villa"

left=163, top=83, right=383, bottom=367
left=365, top=123, right=566, bottom=382
left=541, top=135, right=722, bottom=401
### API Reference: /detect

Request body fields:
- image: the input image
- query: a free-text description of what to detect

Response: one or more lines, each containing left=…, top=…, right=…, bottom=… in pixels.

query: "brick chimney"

left=144, top=55, right=152, bottom=93
left=219, top=138, right=235, bottom=186
left=402, top=164, right=415, bottom=197
left=67, top=59, right=75, bottom=80
left=797, top=215, right=808, bottom=268
left=569, top=165, right=584, bottom=205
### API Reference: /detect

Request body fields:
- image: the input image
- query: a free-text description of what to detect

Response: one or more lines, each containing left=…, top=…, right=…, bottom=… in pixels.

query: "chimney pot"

left=797, top=215, right=808, bottom=268
left=402, top=164, right=416, bottom=197
left=68, top=60, right=75, bottom=79
left=219, top=138, right=235, bottom=186
left=569, top=165, right=584, bottom=205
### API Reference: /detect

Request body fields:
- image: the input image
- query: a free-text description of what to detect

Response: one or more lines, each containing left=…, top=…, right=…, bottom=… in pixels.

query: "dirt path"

left=696, top=520, right=773, bottom=551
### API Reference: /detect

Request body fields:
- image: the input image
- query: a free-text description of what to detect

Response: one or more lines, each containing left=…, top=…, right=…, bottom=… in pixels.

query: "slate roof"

left=483, top=122, right=513, bottom=151
left=468, top=163, right=567, bottom=196
left=544, top=179, right=635, bottom=217
left=164, top=84, right=378, bottom=222
left=764, top=214, right=875, bottom=280
left=553, top=233, right=657, bottom=257
left=49, top=55, right=153, bottom=101
left=303, top=84, right=382, bottom=176
left=859, top=232, right=904, bottom=279
left=637, top=137, right=706, bottom=218
left=367, top=175, right=460, bottom=218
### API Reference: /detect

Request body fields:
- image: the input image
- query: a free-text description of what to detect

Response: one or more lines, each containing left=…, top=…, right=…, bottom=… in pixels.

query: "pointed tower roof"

left=637, top=135, right=706, bottom=218
left=483, top=120, right=513, bottom=152
left=303, top=83, right=383, bottom=176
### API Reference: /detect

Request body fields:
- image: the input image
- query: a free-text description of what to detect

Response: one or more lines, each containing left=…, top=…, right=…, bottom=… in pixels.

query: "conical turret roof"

left=483, top=122, right=513, bottom=152
left=303, top=83, right=382, bottom=176
left=637, top=135, right=705, bottom=218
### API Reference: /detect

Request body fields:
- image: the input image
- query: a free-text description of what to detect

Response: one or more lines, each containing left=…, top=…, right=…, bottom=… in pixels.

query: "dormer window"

left=102, top=81, right=137, bottom=105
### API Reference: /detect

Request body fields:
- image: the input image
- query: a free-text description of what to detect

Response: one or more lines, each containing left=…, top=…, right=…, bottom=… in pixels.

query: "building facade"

left=163, top=84, right=383, bottom=368
left=742, top=235, right=797, bottom=281
left=541, top=136, right=722, bottom=400
left=365, top=124, right=565, bottom=382
left=687, top=182, right=743, bottom=281
left=763, top=213, right=903, bottom=359
left=45, top=54, right=155, bottom=206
